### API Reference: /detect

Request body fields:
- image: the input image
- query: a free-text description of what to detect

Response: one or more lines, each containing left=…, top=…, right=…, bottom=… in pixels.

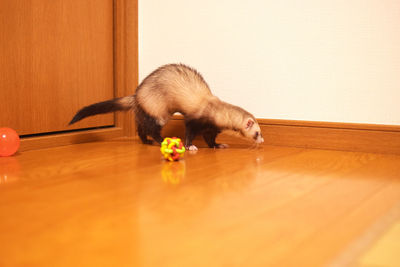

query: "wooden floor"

left=1, top=139, right=400, bottom=267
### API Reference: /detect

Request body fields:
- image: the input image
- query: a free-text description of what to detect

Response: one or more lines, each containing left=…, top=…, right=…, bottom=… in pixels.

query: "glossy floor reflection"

left=1, top=139, right=400, bottom=267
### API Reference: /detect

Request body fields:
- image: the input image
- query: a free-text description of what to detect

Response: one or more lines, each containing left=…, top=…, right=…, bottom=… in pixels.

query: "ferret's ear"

left=245, top=118, right=255, bottom=130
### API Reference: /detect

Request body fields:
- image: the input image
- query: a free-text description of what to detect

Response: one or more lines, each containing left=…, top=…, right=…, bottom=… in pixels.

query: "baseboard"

left=162, top=116, right=400, bottom=155
left=20, top=127, right=124, bottom=152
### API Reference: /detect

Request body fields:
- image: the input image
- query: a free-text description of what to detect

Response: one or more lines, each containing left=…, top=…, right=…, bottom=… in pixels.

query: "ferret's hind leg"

left=137, top=123, right=153, bottom=144
left=148, top=123, right=163, bottom=144
left=135, top=103, right=164, bottom=145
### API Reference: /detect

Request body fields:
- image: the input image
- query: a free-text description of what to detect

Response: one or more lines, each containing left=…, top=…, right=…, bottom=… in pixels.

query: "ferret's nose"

left=256, top=137, right=264, bottom=144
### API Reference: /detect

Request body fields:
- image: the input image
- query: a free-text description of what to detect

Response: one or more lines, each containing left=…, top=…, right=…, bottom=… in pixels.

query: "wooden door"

left=0, top=0, right=114, bottom=136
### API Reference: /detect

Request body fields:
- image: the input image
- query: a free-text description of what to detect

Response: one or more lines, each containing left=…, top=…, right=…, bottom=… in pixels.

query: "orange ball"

left=0, top=128, right=20, bottom=157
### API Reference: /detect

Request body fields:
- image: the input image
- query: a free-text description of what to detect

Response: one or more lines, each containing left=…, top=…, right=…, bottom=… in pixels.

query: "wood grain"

left=0, top=141, right=400, bottom=266
left=0, top=0, right=114, bottom=135
left=162, top=116, right=400, bottom=154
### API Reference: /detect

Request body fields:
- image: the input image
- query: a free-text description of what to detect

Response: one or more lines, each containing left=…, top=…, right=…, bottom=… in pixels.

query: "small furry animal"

left=69, top=64, right=264, bottom=150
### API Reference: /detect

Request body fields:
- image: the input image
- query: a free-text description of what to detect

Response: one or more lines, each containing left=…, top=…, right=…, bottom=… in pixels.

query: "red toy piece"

left=0, top=128, right=20, bottom=157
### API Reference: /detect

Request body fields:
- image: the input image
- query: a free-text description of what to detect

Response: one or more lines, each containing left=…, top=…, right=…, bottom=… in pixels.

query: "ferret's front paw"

left=216, top=144, right=229, bottom=149
left=186, top=145, right=198, bottom=151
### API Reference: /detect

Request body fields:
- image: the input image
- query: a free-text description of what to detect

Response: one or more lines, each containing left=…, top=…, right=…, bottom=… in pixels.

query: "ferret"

left=69, top=64, right=264, bottom=150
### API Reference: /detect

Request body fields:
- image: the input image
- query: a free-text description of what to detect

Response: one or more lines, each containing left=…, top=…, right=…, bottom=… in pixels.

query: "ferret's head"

left=241, top=117, right=264, bottom=144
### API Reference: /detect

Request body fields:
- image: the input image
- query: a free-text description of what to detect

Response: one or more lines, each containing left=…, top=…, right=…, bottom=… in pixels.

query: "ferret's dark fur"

left=69, top=64, right=264, bottom=149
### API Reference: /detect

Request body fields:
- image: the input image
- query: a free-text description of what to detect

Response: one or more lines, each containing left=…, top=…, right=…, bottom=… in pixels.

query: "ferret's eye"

left=254, top=131, right=259, bottom=140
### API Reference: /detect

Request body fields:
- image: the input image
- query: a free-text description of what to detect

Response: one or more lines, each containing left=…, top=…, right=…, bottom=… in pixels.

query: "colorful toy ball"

left=160, top=137, right=185, bottom=161
left=0, top=128, right=20, bottom=157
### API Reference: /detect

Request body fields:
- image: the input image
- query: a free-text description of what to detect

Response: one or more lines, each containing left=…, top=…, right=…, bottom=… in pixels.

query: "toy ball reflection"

left=161, top=161, right=185, bottom=185
left=0, top=128, right=20, bottom=157
left=0, top=157, right=20, bottom=185
left=160, top=137, right=185, bottom=161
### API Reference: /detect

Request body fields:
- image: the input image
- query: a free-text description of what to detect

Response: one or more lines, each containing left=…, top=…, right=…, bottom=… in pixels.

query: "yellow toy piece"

left=160, top=137, right=186, bottom=161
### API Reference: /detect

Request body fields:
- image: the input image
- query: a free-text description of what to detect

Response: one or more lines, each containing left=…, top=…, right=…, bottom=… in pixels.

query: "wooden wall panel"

left=0, top=0, right=115, bottom=135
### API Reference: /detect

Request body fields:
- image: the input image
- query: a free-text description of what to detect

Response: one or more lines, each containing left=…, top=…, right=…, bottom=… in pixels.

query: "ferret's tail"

left=69, top=96, right=135, bottom=125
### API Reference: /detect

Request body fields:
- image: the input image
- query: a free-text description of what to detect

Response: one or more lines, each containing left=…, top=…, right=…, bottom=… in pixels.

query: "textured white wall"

left=139, top=0, right=400, bottom=125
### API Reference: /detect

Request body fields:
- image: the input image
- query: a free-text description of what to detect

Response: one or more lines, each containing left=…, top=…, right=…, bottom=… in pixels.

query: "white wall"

left=139, top=0, right=400, bottom=125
